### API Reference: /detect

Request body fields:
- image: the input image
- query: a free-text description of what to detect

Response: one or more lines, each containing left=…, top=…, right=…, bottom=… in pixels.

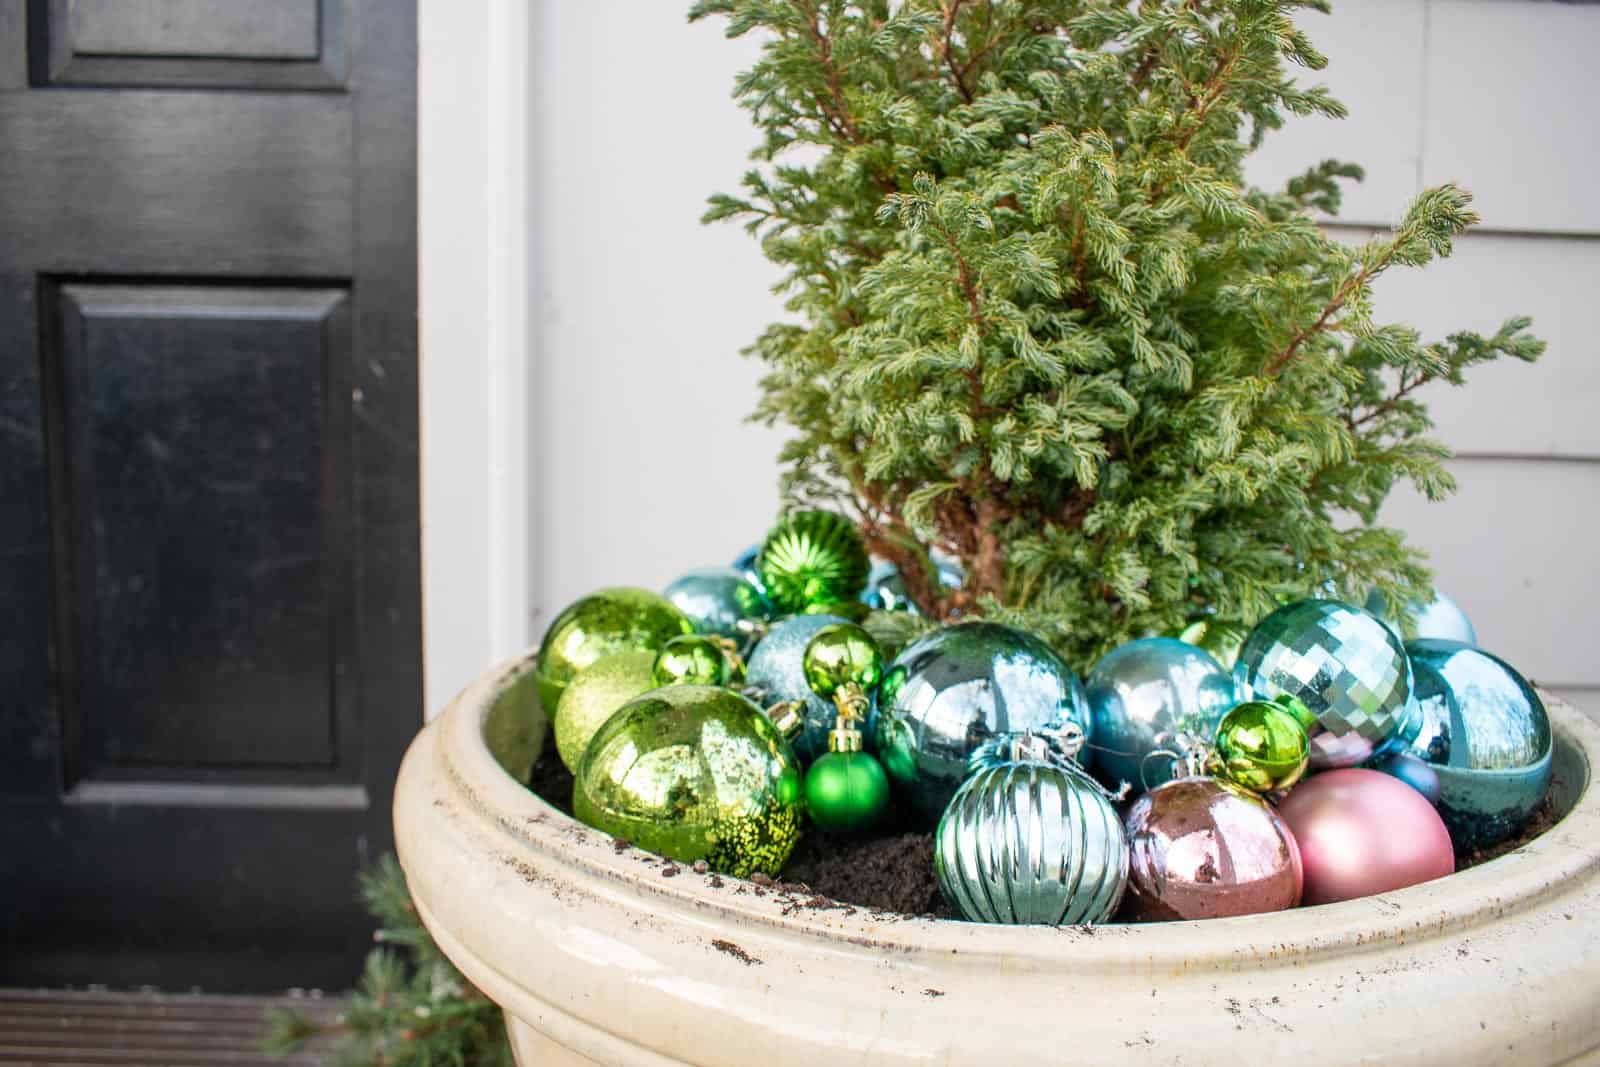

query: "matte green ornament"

left=553, top=650, right=656, bottom=773
left=574, top=686, right=804, bottom=878
left=802, top=624, right=883, bottom=701
left=536, top=588, right=691, bottom=714
left=757, top=510, right=870, bottom=615
left=804, top=750, right=889, bottom=833
left=652, top=634, right=731, bottom=688
left=1215, top=700, right=1311, bottom=794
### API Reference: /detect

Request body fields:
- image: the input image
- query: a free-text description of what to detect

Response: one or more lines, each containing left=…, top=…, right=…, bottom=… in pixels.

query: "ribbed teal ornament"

left=756, top=510, right=870, bottom=615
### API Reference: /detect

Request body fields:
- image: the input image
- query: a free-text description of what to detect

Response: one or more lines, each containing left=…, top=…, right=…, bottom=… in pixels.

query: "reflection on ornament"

left=663, top=567, right=771, bottom=652
left=1365, top=587, right=1477, bottom=645
left=573, top=686, right=803, bottom=878
left=553, top=650, right=657, bottom=773
left=1085, top=637, right=1236, bottom=794
left=1171, top=618, right=1250, bottom=669
left=1234, top=599, right=1411, bottom=769
left=1213, top=700, right=1310, bottom=794
left=745, top=614, right=853, bottom=764
left=861, top=556, right=963, bottom=614
left=757, top=510, right=870, bottom=614
left=731, top=543, right=764, bottom=592
left=535, top=588, right=691, bottom=714
left=652, top=634, right=731, bottom=688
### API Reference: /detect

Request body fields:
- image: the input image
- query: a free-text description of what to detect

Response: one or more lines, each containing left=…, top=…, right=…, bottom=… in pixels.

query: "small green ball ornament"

left=802, top=624, right=883, bottom=701
left=757, top=510, right=870, bottom=615
left=535, top=588, right=691, bottom=714
left=574, top=686, right=804, bottom=878
left=553, top=650, right=657, bottom=773
left=1172, top=618, right=1250, bottom=670
left=805, top=749, right=889, bottom=833
left=652, top=634, right=731, bottom=688
left=1214, top=700, right=1311, bottom=794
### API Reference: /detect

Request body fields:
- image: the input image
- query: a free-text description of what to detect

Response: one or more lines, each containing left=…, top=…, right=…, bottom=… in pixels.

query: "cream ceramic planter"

left=395, top=651, right=1600, bottom=1066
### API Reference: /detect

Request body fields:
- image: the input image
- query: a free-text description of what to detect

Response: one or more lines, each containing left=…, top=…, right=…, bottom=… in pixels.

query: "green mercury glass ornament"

left=652, top=634, right=731, bottom=688
left=757, top=510, right=870, bottom=615
left=535, top=587, right=692, bottom=715
left=574, top=686, right=804, bottom=878
left=1214, top=700, right=1311, bottom=794
left=553, top=650, right=657, bottom=773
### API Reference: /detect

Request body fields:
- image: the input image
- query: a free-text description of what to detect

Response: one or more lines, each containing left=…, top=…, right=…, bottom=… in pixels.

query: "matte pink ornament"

left=1277, top=768, right=1455, bottom=905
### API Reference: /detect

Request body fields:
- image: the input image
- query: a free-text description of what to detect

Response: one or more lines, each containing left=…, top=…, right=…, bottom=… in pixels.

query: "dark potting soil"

left=524, top=744, right=1558, bottom=920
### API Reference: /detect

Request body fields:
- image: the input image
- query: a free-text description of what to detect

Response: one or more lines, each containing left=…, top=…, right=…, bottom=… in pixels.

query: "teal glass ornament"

left=663, top=566, right=772, bottom=652
left=1376, top=639, right=1552, bottom=852
left=1086, top=638, right=1236, bottom=794
left=1234, top=599, right=1411, bottom=770
left=651, top=634, right=731, bottom=688
left=1365, top=588, right=1477, bottom=645
left=861, top=556, right=963, bottom=614
left=535, top=587, right=692, bottom=714
left=731, top=543, right=764, bottom=592
left=874, top=622, right=1091, bottom=824
left=756, top=510, right=870, bottom=615
left=935, top=734, right=1127, bottom=925
left=744, top=613, right=853, bottom=764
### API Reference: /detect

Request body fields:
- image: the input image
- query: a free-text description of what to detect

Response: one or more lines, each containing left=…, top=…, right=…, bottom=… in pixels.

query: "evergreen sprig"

left=692, top=0, right=1542, bottom=663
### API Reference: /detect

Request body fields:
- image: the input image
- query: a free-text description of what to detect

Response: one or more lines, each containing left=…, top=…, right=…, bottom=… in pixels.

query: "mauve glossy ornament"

left=935, top=736, right=1127, bottom=925
left=874, top=622, right=1091, bottom=823
left=1121, top=776, right=1303, bottom=921
left=1086, top=638, right=1236, bottom=794
left=663, top=567, right=772, bottom=653
left=1277, top=768, right=1455, bottom=905
left=1376, top=639, right=1552, bottom=852
left=535, top=588, right=692, bottom=714
left=757, top=510, right=871, bottom=615
left=745, top=613, right=852, bottom=764
left=1365, top=587, right=1477, bottom=645
left=862, top=556, right=963, bottom=614
left=1234, top=599, right=1411, bottom=770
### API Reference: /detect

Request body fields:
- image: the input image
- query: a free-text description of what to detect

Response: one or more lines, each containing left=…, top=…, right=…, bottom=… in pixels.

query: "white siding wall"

left=523, top=1, right=1598, bottom=708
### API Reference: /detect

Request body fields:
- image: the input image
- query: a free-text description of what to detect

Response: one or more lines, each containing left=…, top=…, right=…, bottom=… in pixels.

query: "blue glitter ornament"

left=1234, top=599, right=1412, bottom=770
left=663, top=566, right=772, bottom=653
left=1086, top=638, right=1236, bottom=794
left=744, top=613, right=854, bottom=764
left=861, top=556, right=963, bottom=614
left=1364, top=588, right=1477, bottom=645
left=1376, top=639, right=1552, bottom=852
left=874, top=622, right=1091, bottom=824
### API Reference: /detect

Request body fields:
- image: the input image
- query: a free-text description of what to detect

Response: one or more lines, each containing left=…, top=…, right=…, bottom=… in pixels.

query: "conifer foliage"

left=691, top=0, right=1542, bottom=664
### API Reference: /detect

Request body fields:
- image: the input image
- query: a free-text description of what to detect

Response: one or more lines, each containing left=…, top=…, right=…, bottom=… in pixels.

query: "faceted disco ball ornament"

left=1121, top=776, right=1303, bottom=921
left=573, top=685, right=803, bottom=878
left=535, top=588, right=692, bottom=715
left=553, top=650, right=657, bottom=773
left=743, top=613, right=851, bottom=764
left=1365, top=587, right=1477, bottom=645
left=1234, top=599, right=1411, bottom=770
left=1376, top=639, right=1553, bottom=852
left=935, top=739, right=1127, bottom=925
left=874, top=622, right=1091, bottom=824
left=861, top=556, right=963, bottom=614
left=756, top=510, right=871, bottom=615
left=663, top=566, right=772, bottom=653
left=1085, top=637, right=1236, bottom=794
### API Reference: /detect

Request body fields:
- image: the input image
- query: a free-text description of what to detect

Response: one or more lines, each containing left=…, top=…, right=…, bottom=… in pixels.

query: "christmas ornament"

left=756, top=510, right=870, bottom=615
left=573, top=685, right=803, bottom=878
left=1365, top=587, right=1477, bottom=645
left=802, top=623, right=883, bottom=712
left=874, top=622, right=1092, bottom=823
left=861, top=555, right=963, bottom=614
left=801, top=690, right=889, bottom=833
left=1376, top=639, right=1552, bottom=852
left=535, top=588, right=692, bottom=714
left=1171, top=618, right=1250, bottom=669
left=935, top=732, right=1128, bottom=925
left=1277, top=768, right=1454, bottom=905
left=861, top=609, right=938, bottom=664
left=1122, top=776, right=1303, bottom=921
left=553, top=650, right=657, bottom=773
left=1234, top=599, right=1411, bottom=770
left=802, top=599, right=871, bottom=623
left=651, top=634, right=732, bottom=688
left=1213, top=700, right=1310, bottom=794
left=731, top=543, right=764, bottom=591
left=1085, top=637, right=1236, bottom=794
left=744, top=613, right=852, bottom=764
left=663, top=567, right=771, bottom=652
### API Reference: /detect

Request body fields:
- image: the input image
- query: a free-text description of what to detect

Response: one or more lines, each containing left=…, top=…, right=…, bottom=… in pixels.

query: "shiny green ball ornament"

left=652, top=634, right=731, bottom=688
left=802, top=624, right=883, bottom=701
left=553, top=651, right=657, bottom=773
left=1172, top=618, right=1250, bottom=670
left=573, top=686, right=804, bottom=878
left=535, top=588, right=691, bottom=714
left=1214, top=700, right=1311, bottom=794
left=805, top=750, right=890, bottom=833
left=757, top=510, right=870, bottom=615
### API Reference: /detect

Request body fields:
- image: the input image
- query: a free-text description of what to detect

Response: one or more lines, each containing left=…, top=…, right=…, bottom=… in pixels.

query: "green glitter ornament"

left=652, top=634, right=731, bottom=688
left=1214, top=700, right=1311, bottom=794
left=553, top=650, right=657, bottom=773
left=757, top=510, right=870, bottom=615
left=574, top=686, right=804, bottom=878
left=535, top=588, right=691, bottom=714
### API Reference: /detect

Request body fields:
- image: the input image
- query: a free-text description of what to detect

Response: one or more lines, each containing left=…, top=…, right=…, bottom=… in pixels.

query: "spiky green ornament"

left=757, top=510, right=871, bottom=615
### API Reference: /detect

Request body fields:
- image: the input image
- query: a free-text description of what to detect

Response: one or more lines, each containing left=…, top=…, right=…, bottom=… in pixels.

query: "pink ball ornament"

left=1277, top=768, right=1455, bottom=905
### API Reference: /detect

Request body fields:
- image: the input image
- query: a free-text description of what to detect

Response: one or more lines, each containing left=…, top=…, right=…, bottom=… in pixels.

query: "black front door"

left=0, top=0, right=420, bottom=991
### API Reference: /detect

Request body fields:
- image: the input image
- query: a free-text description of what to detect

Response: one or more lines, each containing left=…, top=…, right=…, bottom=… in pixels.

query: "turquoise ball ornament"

left=1365, top=588, right=1477, bottom=645
left=731, top=543, right=764, bottom=592
left=663, top=566, right=772, bottom=653
left=875, top=622, right=1092, bottom=824
left=535, top=587, right=692, bottom=715
left=1376, top=639, right=1552, bottom=852
left=756, top=510, right=871, bottom=615
left=744, top=613, right=853, bottom=763
left=1086, top=638, right=1236, bottom=794
left=1234, top=599, right=1412, bottom=770
left=862, top=556, right=963, bottom=614
left=935, top=735, right=1127, bottom=925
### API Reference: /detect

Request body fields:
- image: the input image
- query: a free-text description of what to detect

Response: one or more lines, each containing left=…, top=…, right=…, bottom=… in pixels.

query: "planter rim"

left=417, top=649, right=1600, bottom=974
